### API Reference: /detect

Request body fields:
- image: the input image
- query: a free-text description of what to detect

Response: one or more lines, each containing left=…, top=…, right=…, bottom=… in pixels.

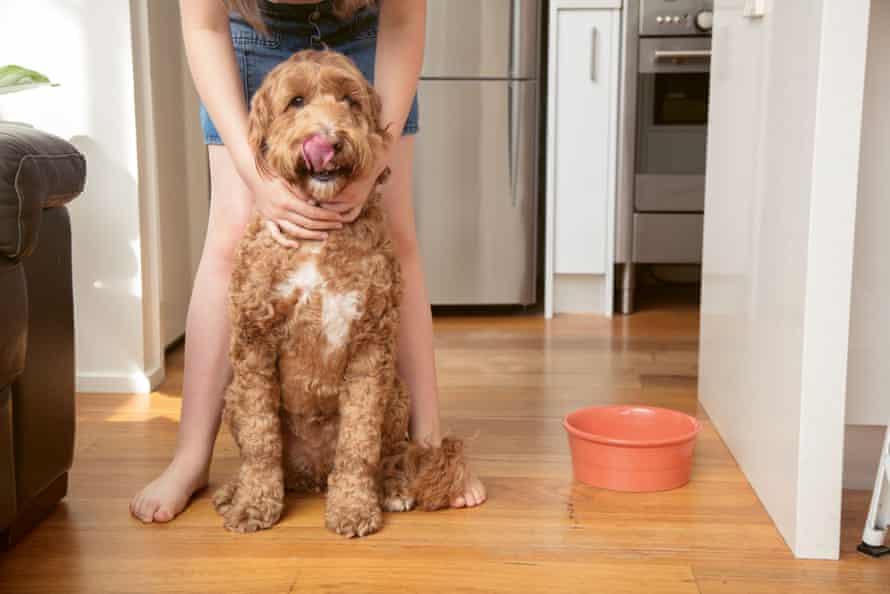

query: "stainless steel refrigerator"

left=413, top=0, right=541, bottom=305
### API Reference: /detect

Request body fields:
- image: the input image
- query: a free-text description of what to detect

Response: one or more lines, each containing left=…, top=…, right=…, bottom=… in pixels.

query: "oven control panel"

left=640, top=0, right=713, bottom=37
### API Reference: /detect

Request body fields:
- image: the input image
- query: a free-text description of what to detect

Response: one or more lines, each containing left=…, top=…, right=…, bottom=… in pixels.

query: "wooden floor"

left=2, top=294, right=887, bottom=593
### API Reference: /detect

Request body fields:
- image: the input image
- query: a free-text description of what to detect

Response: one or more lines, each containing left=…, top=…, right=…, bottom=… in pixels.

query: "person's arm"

left=374, top=0, right=426, bottom=142
left=180, top=0, right=344, bottom=245
left=329, top=0, right=426, bottom=216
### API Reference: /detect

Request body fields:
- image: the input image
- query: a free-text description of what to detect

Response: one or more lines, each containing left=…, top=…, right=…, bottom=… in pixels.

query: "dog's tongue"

left=301, top=134, right=336, bottom=172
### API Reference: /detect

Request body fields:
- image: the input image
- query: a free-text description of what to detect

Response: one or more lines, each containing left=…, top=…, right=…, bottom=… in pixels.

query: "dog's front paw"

left=217, top=480, right=284, bottom=533
left=325, top=471, right=382, bottom=537
left=325, top=501, right=383, bottom=538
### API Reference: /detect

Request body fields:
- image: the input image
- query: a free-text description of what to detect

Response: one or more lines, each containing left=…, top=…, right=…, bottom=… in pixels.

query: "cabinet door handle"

left=590, top=27, right=598, bottom=81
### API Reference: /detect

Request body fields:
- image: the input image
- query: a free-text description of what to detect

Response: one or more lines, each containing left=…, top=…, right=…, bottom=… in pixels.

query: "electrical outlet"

left=744, top=0, right=766, bottom=18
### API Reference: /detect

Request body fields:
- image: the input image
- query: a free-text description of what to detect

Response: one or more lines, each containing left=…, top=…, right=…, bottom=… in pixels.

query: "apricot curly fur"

left=216, top=50, right=467, bottom=537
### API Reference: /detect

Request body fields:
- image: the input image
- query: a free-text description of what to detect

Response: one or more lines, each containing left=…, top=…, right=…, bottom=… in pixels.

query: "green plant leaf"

left=0, top=65, right=56, bottom=95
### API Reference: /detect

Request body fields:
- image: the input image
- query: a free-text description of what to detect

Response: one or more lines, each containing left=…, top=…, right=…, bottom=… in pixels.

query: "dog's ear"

left=247, top=83, right=274, bottom=178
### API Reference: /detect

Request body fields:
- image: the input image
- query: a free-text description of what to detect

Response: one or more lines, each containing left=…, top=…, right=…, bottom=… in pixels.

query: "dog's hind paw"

left=325, top=504, right=383, bottom=538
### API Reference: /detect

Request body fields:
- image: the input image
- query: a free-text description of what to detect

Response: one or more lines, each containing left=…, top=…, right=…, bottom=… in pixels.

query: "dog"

left=213, top=50, right=466, bottom=537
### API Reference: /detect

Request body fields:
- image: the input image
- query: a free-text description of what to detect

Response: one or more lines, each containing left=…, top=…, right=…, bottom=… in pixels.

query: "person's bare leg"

left=130, top=146, right=254, bottom=523
left=381, top=136, right=486, bottom=508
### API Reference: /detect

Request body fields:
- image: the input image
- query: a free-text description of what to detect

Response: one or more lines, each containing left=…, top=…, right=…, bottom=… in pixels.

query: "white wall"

left=0, top=0, right=208, bottom=392
left=145, top=1, right=209, bottom=347
left=699, top=0, right=870, bottom=560
left=843, top=0, right=890, bottom=489
left=0, top=0, right=163, bottom=393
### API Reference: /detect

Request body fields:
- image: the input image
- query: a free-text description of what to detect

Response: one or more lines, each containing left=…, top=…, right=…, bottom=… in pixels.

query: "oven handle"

left=653, top=49, right=712, bottom=60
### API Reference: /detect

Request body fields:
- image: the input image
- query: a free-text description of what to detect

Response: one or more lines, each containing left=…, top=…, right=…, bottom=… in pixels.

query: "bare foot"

left=130, top=455, right=209, bottom=523
left=451, top=467, right=487, bottom=508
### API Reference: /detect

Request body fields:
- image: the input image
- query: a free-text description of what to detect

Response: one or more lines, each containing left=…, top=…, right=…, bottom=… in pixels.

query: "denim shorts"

left=200, top=0, right=420, bottom=145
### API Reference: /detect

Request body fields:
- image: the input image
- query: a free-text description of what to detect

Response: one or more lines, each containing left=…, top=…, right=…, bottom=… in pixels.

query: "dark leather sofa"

left=0, top=122, right=85, bottom=548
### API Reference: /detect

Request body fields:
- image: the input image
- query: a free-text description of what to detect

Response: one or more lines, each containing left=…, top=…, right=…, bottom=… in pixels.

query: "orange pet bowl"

left=563, top=405, right=701, bottom=492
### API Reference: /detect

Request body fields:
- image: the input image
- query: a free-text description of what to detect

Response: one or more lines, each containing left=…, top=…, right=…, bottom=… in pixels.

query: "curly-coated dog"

left=213, top=50, right=466, bottom=537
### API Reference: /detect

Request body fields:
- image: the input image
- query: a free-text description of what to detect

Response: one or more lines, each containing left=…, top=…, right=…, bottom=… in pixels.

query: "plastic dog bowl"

left=563, top=405, right=701, bottom=492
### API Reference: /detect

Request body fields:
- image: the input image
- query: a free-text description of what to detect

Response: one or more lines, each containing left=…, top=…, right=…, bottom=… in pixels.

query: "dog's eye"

left=342, top=95, right=359, bottom=108
left=289, top=95, right=305, bottom=109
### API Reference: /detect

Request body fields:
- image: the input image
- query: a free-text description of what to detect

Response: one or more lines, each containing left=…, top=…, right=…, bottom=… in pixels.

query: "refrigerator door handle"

left=510, top=0, right=522, bottom=78
left=508, top=81, right=521, bottom=207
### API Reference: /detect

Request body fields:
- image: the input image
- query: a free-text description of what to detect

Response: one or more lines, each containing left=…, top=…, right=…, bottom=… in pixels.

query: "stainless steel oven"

left=616, top=0, right=713, bottom=313
left=636, top=36, right=710, bottom=212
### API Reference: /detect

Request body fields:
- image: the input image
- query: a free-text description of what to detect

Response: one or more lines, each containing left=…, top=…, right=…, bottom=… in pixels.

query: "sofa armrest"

left=0, top=123, right=86, bottom=262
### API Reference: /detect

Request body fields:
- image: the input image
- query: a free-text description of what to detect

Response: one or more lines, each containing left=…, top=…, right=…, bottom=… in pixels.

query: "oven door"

left=635, top=37, right=710, bottom=212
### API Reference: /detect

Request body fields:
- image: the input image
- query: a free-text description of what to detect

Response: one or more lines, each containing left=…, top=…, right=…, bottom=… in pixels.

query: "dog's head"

left=248, top=50, right=390, bottom=202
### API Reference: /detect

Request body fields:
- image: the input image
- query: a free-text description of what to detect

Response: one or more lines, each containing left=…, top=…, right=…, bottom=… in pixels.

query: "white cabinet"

left=545, top=1, right=621, bottom=317
left=699, top=0, right=871, bottom=559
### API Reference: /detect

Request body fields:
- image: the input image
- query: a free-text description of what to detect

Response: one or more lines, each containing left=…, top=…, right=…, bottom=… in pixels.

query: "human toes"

left=455, top=474, right=487, bottom=509
left=136, top=497, right=160, bottom=523
left=153, top=505, right=175, bottom=523
left=129, top=494, right=146, bottom=521
left=468, top=485, right=487, bottom=507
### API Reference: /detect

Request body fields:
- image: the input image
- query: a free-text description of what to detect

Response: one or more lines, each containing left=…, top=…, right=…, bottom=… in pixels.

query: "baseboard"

left=843, top=424, right=887, bottom=489
left=76, top=364, right=165, bottom=394
left=554, top=274, right=607, bottom=315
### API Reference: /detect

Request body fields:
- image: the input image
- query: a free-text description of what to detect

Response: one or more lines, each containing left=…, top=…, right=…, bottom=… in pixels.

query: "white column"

left=0, top=0, right=196, bottom=393
left=843, top=0, right=890, bottom=489
left=699, top=0, right=871, bottom=559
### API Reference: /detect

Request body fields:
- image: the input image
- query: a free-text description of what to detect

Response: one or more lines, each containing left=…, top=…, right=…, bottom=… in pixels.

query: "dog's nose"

left=301, top=134, right=337, bottom=172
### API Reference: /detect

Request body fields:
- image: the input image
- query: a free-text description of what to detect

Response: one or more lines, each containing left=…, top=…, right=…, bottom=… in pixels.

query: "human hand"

left=323, top=165, right=386, bottom=223
left=250, top=174, right=345, bottom=247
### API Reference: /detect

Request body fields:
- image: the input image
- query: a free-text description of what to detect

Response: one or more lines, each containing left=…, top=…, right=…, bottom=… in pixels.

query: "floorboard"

left=1, top=296, right=886, bottom=593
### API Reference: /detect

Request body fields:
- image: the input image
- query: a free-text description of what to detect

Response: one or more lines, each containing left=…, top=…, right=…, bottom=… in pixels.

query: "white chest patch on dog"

left=276, top=259, right=323, bottom=303
left=321, top=290, right=361, bottom=353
